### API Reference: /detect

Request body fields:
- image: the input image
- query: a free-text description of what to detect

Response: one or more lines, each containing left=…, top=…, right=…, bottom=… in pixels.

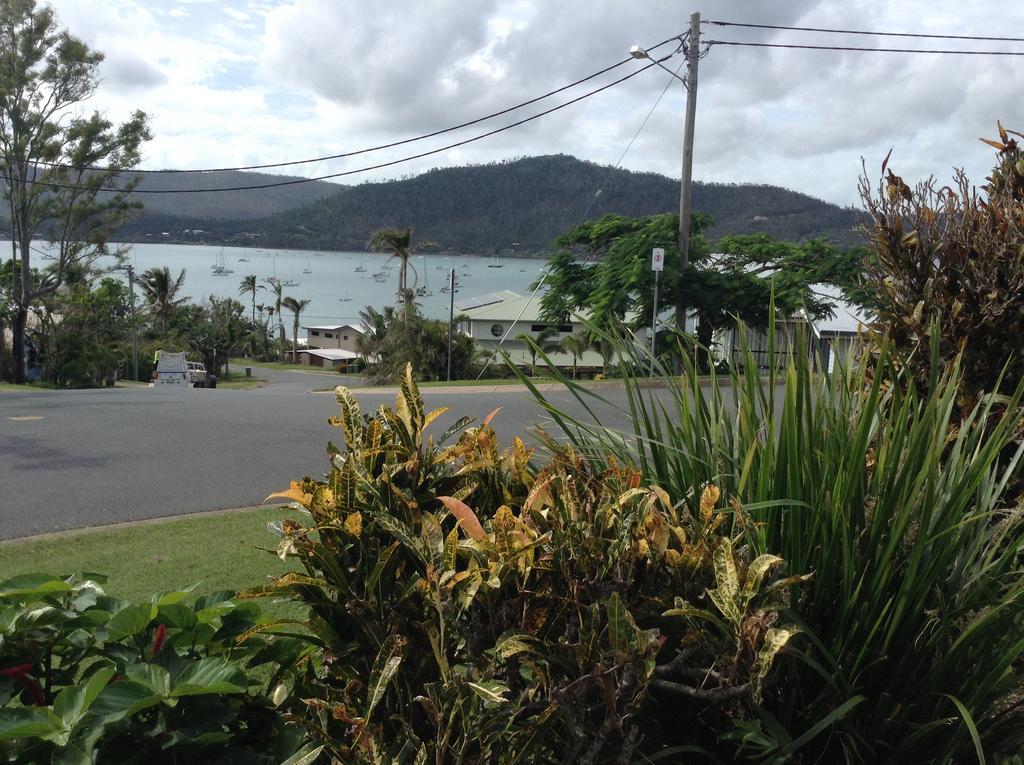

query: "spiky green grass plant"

left=514, top=324, right=1024, bottom=763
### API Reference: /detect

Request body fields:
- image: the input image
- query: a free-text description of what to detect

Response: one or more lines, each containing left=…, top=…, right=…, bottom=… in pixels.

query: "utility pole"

left=446, top=268, right=455, bottom=382
left=675, top=11, right=701, bottom=339
left=126, top=264, right=138, bottom=381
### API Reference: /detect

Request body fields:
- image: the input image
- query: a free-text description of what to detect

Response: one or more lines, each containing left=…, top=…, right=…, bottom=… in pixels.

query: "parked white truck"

left=154, top=351, right=190, bottom=386
left=153, top=352, right=216, bottom=388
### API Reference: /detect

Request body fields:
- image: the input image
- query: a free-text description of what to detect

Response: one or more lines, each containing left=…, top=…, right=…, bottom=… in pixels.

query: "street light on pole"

left=631, top=11, right=701, bottom=352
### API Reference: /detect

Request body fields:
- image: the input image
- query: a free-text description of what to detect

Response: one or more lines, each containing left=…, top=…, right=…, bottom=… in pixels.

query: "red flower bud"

left=1, top=665, right=45, bottom=705
left=0, top=664, right=32, bottom=678
left=150, top=623, right=167, bottom=657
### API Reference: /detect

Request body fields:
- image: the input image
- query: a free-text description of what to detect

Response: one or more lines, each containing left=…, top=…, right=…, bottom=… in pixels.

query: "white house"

left=455, top=290, right=606, bottom=371
left=303, top=323, right=365, bottom=353
left=290, top=347, right=362, bottom=370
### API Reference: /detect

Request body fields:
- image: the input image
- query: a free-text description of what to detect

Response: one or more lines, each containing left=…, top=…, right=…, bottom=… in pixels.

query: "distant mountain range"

left=114, top=155, right=864, bottom=252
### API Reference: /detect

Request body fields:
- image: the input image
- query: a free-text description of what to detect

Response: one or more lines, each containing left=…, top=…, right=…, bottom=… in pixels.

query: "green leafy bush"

left=0, top=573, right=308, bottom=763
left=519, top=325, right=1024, bottom=763
left=259, top=366, right=801, bottom=762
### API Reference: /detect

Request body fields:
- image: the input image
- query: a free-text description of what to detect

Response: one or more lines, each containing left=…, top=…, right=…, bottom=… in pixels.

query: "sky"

left=44, top=0, right=1024, bottom=208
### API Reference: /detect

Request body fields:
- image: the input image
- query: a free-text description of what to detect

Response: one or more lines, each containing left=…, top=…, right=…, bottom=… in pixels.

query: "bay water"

left=75, top=243, right=549, bottom=340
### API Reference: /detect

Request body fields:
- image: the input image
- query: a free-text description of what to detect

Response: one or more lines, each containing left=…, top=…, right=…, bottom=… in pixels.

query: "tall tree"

left=238, top=274, right=263, bottom=324
left=560, top=333, right=590, bottom=380
left=265, top=277, right=286, bottom=361
left=136, top=266, right=186, bottom=339
left=0, top=0, right=150, bottom=383
left=238, top=273, right=263, bottom=360
left=369, top=226, right=415, bottom=321
left=282, top=295, right=310, bottom=364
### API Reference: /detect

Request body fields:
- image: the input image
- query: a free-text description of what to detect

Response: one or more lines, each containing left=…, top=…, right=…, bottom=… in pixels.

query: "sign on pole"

left=650, top=248, right=663, bottom=377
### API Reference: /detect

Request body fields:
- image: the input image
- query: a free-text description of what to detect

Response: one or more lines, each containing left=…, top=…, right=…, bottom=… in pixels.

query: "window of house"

left=311, top=330, right=320, bottom=336
left=343, top=335, right=348, bottom=340
left=325, top=332, right=333, bottom=338
left=490, top=323, right=504, bottom=338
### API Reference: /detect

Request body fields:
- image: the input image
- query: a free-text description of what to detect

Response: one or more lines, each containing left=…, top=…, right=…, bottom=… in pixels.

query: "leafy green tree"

left=357, top=302, right=475, bottom=382
left=539, top=213, right=850, bottom=366
left=368, top=226, right=415, bottom=321
left=282, top=296, right=310, bottom=364
left=136, top=266, right=187, bottom=338
left=178, top=296, right=246, bottom=375
left=42, top=277, right=130, bottom=386
left=0, top=0, right=150, bottom=383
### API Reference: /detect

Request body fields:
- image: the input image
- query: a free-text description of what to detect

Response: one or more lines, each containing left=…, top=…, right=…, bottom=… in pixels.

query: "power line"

left=707, top=39, right=1024, bottom=55
left=16, top=58, right=668, bottom=195
left=476, top=53, right=688, bottom=381
left=704, top=20, right=1024, bottom=43
left=10, top=35, right=683, bottom=177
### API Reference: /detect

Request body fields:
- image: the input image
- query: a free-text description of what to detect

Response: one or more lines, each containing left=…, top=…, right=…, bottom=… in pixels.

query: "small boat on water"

left=488, top=254, right=504, bottom=268
left=238, top=257, right=249, bottom=262
left=302, top=258, right=312, bottom=274
left=212, top=250, right=233, bottom=275
left=355, top=254, right=367, bottom=273
left=339, top=291, right=352, bottom=302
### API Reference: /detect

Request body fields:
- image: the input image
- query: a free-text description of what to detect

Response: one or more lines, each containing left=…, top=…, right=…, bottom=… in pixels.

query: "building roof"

left=303, top=323, right=366, bottom=333
left=298, top=348, right=361, bottom=361
left=456, top=291, right=592, bottom=323
left=808, top=284, right=870, bottom=335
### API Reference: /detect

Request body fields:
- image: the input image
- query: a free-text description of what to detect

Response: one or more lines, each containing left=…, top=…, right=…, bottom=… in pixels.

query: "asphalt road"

left=0, top=366, right=652, bottom=540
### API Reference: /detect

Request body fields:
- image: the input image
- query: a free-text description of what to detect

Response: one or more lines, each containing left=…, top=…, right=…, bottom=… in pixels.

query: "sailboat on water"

left=212, top=249, right=234, bottom=275
left=302, top=258, right=312, bottom=275
left=488, top=253, right=503, bottom=268
left=354, top=253, right=367, bottom=273
left=415, top=257, right=433, bottom=297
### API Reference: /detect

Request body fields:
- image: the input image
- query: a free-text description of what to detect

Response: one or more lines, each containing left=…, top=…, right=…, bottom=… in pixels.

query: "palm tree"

left=369, top=227, right=415, bottom=322
left=238, top=275, right=264, bottom=323
left=239, top=274, right=264, bottom=361
left=282, top=296, right=310, bottom=365
left=514, top=327, right=560, bottom=374
left=560, top=333, right=590, bottom=380
left=136, top=266, right=187, bottom=338
left=356, top=304, right=398, bottom=366
left=265, top=278, right=286, bottom=361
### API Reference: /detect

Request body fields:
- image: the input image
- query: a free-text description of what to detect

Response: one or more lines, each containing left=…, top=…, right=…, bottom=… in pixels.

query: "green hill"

left=116, top=155, right=864, bottom=251
left=121, top=169, right=342, bottom=221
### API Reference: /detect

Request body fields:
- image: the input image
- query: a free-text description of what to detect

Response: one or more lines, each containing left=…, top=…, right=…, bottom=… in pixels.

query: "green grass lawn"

left=0, top=381, right=52, bottom=392
left=227, top=358, right=341, bottom=375
left=0, top=506, right=302, bottom=602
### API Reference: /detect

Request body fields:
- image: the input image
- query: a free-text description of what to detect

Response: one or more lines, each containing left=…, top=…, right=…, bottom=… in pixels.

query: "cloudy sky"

left=46, top=0, right=1024, bottom=208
